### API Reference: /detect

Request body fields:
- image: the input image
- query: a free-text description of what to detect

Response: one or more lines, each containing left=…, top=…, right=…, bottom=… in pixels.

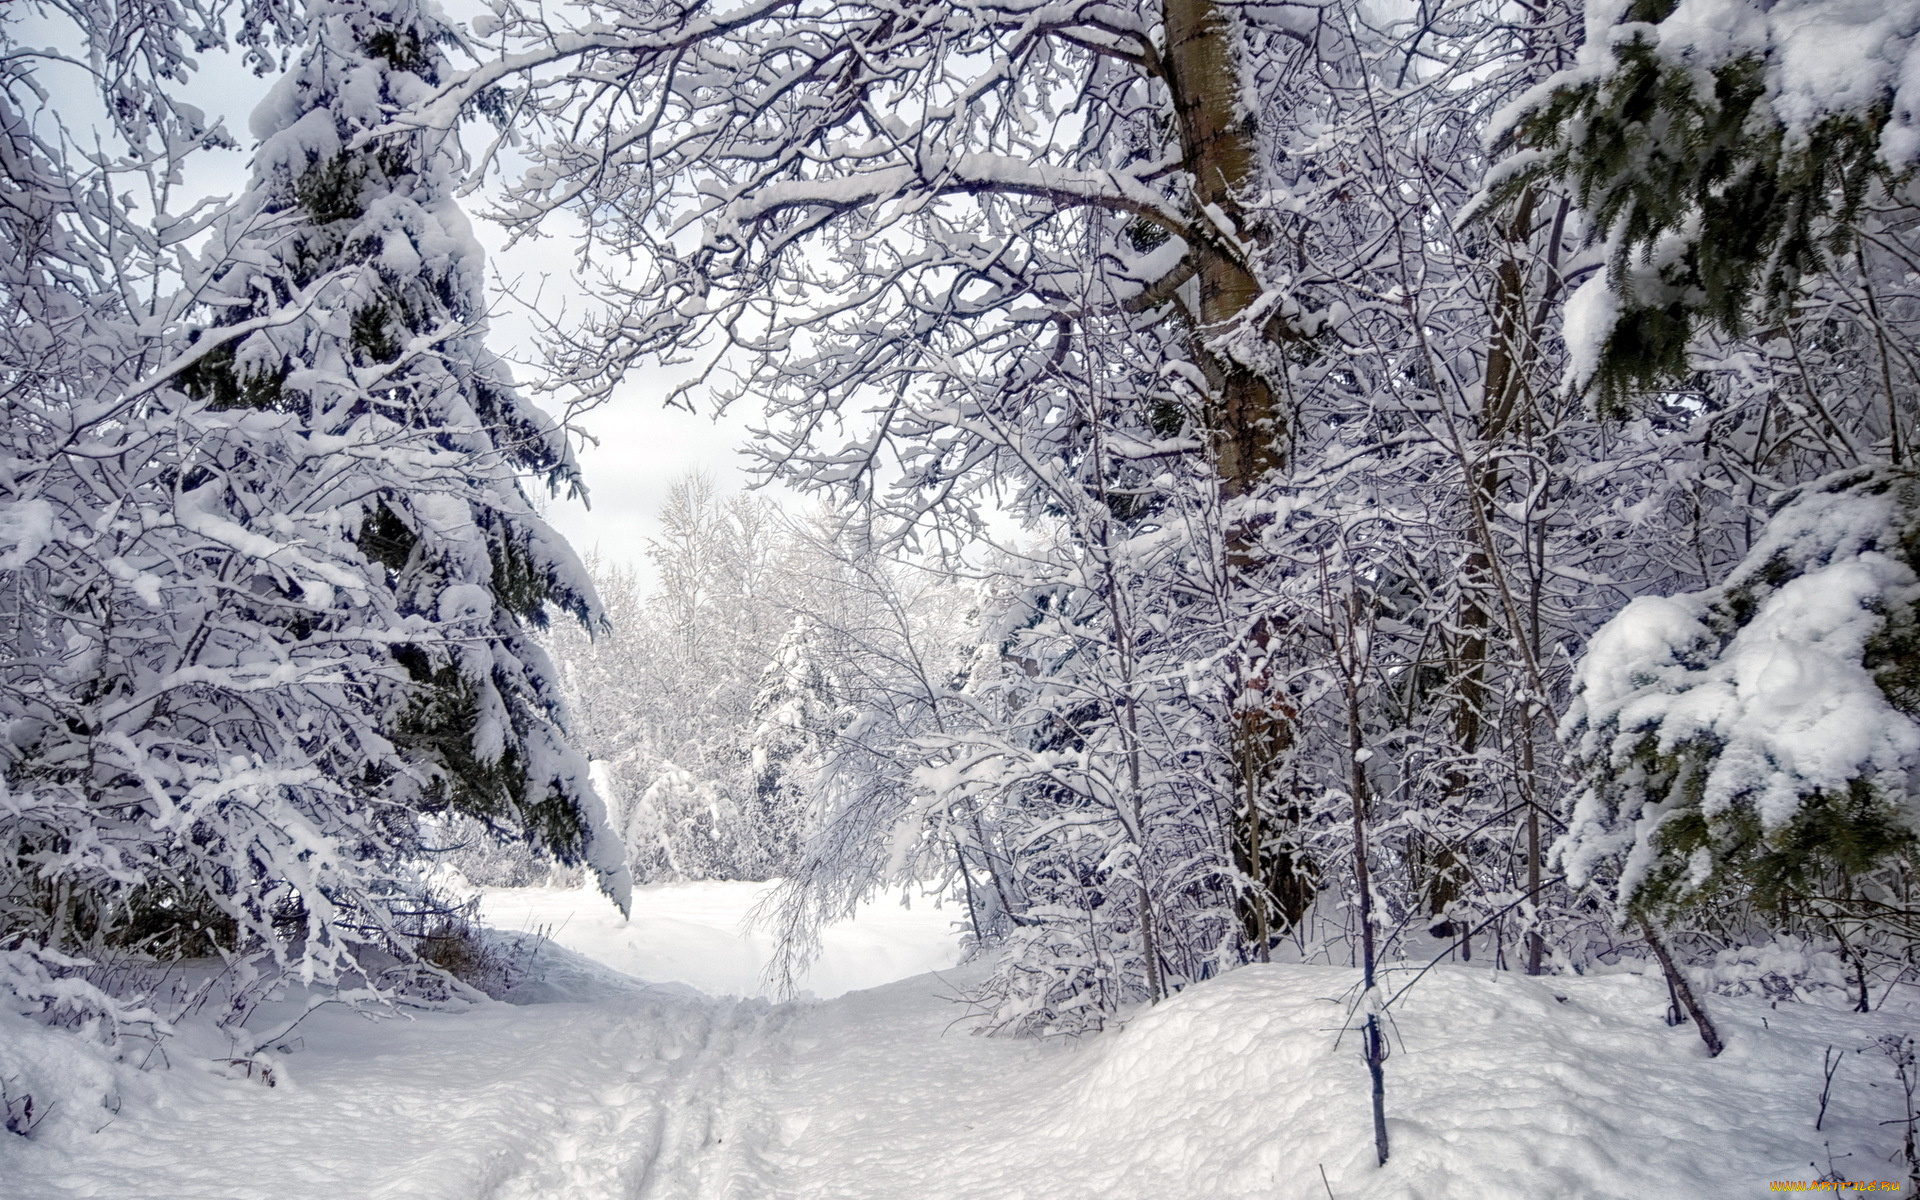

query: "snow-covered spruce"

left=1493, top=0, right=1920, bottom=402
left=1, top=0, right=623, bottom=1033
left=745, top=616, right=840, bottom=876
left=1561, top=468, right=1920, bottom=921
left=171, top=0, right=631, bottom=960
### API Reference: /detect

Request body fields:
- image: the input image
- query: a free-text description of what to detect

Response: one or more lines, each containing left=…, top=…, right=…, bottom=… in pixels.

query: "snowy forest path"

left=410, top=983, right=817, bottom=1200
left=0, top=972, right=815, bottom=1200
left=750, top=967, right=1064, bottom=1199
left=619, top=993, right=797, bottom=1200
left=5, top=890, right=1908, bottom=1200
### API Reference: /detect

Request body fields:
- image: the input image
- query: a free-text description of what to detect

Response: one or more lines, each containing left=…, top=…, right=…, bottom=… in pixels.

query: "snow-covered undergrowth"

left=3, top=881, right=1913, bottom=1198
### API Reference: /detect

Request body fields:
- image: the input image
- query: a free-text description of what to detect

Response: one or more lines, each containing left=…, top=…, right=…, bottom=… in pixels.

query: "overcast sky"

left=471, top=209, right=777, bottom=581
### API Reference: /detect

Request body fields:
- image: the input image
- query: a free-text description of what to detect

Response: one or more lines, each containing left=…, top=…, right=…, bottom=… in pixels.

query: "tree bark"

left=1338, top=590, right=1389, bottom=1167
left=1162, top=0, right=1277, bottom=500
left=1640, top=918, right=1725, bottom=1057
left=1524, top=729, right=1545, bottom=975
left=1163, top=0, right=1310, bottom=957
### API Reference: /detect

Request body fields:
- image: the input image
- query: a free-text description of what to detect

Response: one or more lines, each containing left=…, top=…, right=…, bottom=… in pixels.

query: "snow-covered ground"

left=3, top=882, right=1916, bottom=1198
left=473, top=879, right=966, bottom=1000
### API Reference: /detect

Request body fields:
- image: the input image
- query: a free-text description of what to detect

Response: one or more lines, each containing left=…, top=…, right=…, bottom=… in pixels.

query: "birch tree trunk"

left=1163, top=0, right=1276, bottom=500
left=1164, top=0, right=1311, bottom=956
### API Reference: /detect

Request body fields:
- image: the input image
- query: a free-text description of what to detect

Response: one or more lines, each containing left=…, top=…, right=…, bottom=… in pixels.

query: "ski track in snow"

left=4, top=882, right=1918, bottom=1199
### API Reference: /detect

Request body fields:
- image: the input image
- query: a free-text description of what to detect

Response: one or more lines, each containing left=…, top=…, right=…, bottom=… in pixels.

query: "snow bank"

left=6, top=884, right=1912, bottom=1198
left=1046, top=965, right=1834, bottom=1197
left=0, top=1007, right=130, bottom=1145
left=4, top=947, right=1916, bottom=1196
left=767, top=960, right=1920, bottom=1199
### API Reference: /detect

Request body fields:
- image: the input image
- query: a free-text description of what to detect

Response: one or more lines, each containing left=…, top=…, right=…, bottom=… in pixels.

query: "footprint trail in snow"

left=1, top=880, right=1911, bottom=1200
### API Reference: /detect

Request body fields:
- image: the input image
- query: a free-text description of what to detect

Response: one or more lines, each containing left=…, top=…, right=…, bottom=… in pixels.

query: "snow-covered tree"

left=1509, top=0, right=1920, bottom=1010
left=173, top=0, right=627, bottom=933
left=1502, top=0, right=1920, bottom=408
left=0, top=0, right=625, bottom=1029
left=1563, top=467, right=1920, bottom=930
left=745, top=618, right=840, bottom=878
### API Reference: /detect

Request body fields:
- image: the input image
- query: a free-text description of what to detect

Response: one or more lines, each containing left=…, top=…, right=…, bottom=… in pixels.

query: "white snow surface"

left=5, top=881, right=1919, bottom=1198
left=473, top=879, right=965, bottom=1000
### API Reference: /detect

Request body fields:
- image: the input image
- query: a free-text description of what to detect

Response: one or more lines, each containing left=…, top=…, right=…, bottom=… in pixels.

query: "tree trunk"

left=1241, top=729, right=1272, bottom=962
left=1162, top=0, right=1276, bottom=500
left=1640, top=918, right=1725, bottom=1057
left=1523, top=726, right=1545, bottom=975
left=1339, top=591, right=1389, bottom=1167
left=1434, top=188, right=1536, bottom=939
left=1164, top=0, right=1309, bottom=958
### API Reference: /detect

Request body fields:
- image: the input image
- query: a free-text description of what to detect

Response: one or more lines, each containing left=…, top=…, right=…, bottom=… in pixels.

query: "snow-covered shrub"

left=1702, top=936, right=1854, bottom=1005
left=0, top=944, right=160, bottom=1040
left=1560, top=468, right=1920, bottom=921
left=974, top=888, right=1156, bottom=1037
left=621, top=766, right=734, bottom=881
left=412, top=905, right=542, bottom=999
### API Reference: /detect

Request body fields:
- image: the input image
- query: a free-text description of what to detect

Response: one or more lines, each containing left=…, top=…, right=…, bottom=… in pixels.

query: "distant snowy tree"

left=620, top=764, right=733, bottom=880
left=745, top=618, right=840, bottom=877
left=545, top=477, right=791, bottom=881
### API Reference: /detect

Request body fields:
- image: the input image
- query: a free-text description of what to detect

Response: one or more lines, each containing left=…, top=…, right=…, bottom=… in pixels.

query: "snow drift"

left=3, top=881, right=1912, bottom=1199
